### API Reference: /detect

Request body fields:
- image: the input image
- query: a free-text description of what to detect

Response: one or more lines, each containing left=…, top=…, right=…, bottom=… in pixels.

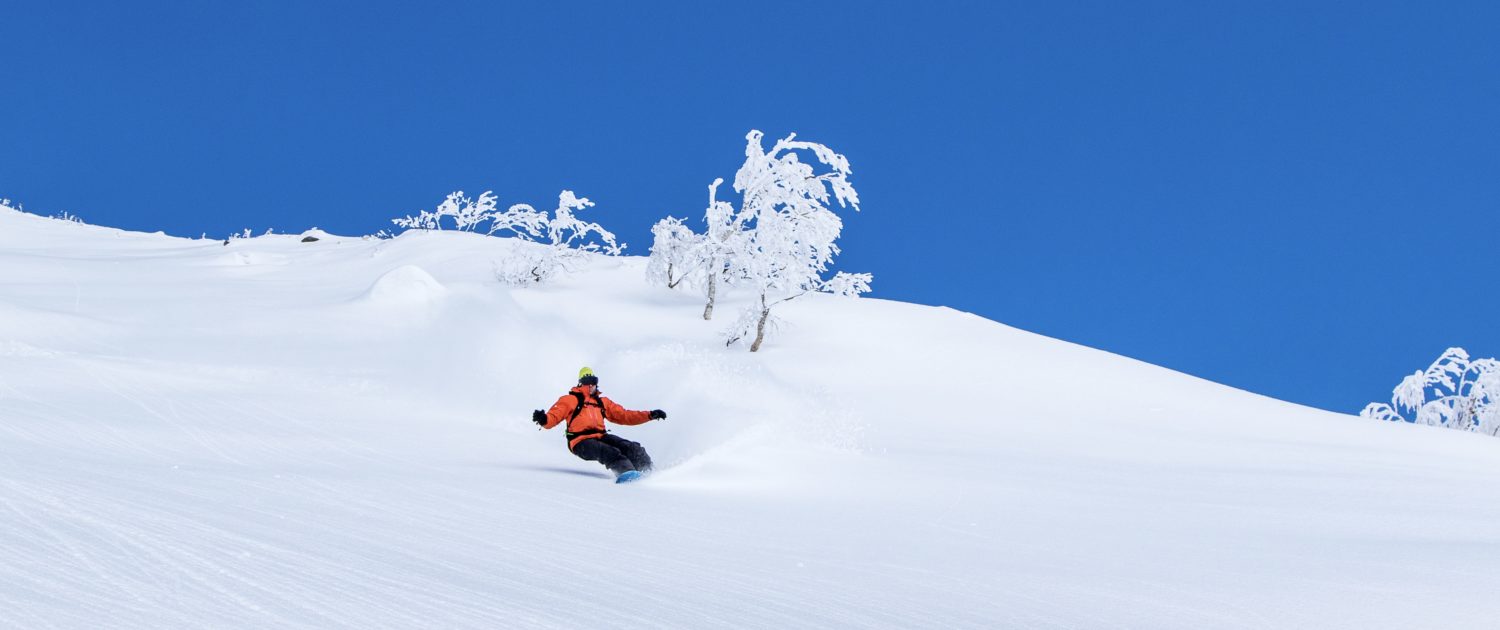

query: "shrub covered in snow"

left=394, top=189, right=623, bottom=285
left=393, top=191, right=509, bottom=233
left=1361, top=347, right=1500, bottom=436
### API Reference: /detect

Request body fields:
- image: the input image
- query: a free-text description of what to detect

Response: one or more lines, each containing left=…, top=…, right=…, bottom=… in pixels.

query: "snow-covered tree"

left=532, top=190, right=623, bottom=256
left=642, top=130, right=870, bottom=347
left=1360, top=347, right=1500, bottom=436
left=393, top=191, right=502, bottom=232
left=698, top=177, right=747, bottom=321
left=490, top=191, right=624, bottom=285
left=392, top=190, right=557, bottom=239
left=645, top=216, right=698, bottom=290
left=712, top=130, right=869, bottom=352
left=645, top=178, right=747, bottom=317
left=394, top=189, right=623, bottom=285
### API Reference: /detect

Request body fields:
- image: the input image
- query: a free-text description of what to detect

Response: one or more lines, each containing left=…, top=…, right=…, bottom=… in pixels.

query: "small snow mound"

left=363, top=265, right=447, bottom=304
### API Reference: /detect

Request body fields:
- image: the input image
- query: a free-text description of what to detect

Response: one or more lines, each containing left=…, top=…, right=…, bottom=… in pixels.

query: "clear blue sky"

left=3, top=1, right=1495, bottom=413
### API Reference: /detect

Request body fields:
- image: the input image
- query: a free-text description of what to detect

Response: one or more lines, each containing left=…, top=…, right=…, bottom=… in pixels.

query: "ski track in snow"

left=2, top=207, right=1500, bottom=628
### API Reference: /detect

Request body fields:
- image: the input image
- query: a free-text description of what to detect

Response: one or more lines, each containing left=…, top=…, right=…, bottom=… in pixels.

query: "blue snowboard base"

left=615, top=470, right=643, bottom=484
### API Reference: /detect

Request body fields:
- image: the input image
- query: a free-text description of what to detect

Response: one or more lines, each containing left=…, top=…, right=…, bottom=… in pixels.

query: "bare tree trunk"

left=749, top=294, right=770, bottom=352
left=702, top=263, right=717, bottom=320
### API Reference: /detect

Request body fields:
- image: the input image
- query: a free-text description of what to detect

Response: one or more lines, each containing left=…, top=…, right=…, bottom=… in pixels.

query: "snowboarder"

left=533, top=367, right=667, bottom=483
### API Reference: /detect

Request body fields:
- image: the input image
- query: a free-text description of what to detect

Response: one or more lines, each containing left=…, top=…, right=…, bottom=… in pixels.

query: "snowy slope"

left=2, top=205, right=1498, bottom=629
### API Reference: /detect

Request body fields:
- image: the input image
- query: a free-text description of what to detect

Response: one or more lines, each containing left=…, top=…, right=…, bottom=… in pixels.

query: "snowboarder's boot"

left=615, top=470, right=643, bottom=484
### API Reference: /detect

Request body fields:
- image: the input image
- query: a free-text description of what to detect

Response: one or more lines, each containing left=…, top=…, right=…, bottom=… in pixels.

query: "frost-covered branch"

left=393, top=191, right=504, bottom=232
left=822, top=272, right=873, bottom=298
left=396, top=189, right=624, bottom=286
left=1360, top=347, right=1500, bottom=436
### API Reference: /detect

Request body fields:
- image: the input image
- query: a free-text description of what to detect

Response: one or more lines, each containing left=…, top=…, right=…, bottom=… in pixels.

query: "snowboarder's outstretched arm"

left=539, top=395, right=580, bottom=430
left=601, top=397, right=655, bottom=426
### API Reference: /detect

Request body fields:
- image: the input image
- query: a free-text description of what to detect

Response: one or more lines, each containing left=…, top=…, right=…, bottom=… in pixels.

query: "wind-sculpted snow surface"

left=2, top=204, right=1500, bottom=628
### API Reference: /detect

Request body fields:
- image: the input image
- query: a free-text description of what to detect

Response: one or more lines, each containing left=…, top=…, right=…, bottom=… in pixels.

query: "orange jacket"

left=542, top=385, right=653, bottom=449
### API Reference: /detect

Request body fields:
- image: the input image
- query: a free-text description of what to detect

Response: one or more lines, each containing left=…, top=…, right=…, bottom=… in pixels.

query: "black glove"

left=532, top=410, right=547, bottom=426
left=649, top=409, right=667, bottom=420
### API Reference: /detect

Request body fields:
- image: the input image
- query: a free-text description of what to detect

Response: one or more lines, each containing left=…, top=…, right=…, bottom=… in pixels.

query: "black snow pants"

left=571, top=434, right=653, bottom=475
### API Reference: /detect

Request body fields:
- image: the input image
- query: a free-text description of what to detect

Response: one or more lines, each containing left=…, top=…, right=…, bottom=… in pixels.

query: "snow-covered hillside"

left=3, top=205, right=1498, bottom=629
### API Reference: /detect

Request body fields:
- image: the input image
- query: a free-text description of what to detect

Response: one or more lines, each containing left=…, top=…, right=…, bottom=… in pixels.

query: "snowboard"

left=615, top=470, right=643, bottom=484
